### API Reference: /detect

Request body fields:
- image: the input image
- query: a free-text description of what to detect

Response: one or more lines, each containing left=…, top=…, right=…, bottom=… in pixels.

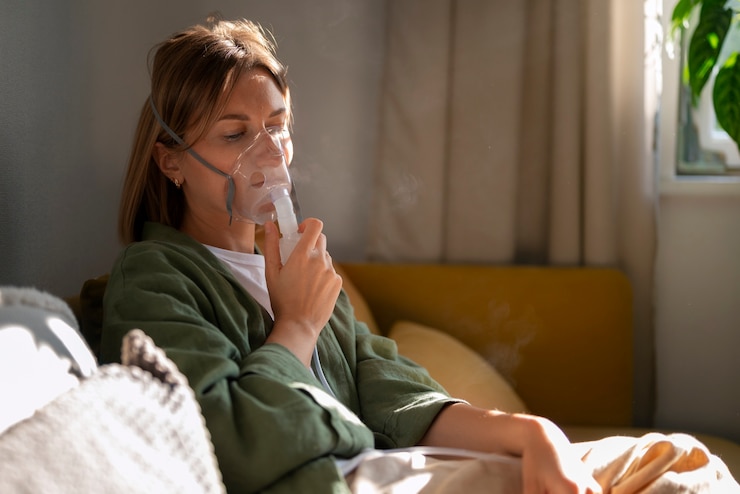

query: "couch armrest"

left=339, top=263, right=634, bottom=427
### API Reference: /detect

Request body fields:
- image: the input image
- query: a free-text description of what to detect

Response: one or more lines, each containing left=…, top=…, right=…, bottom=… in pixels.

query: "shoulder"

left=113, top=223, right=224, bottom=280
left=105, top=225, right=238, bottom=314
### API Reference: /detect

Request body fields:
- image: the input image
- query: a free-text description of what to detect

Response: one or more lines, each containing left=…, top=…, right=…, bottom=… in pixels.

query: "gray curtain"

left=368, top=0, right=657, bottom=427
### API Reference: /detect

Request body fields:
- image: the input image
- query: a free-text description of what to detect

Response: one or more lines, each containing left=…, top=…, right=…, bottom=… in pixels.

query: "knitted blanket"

left=0, top=328, right=225, bottom=493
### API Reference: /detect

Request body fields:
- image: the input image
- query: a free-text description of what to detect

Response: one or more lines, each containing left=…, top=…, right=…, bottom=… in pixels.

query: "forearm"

left=265, top=320, right=317, bottom=367
left=418, top=403, right=602, bottom=493
left=193, top=343, right=374, bottom=491
left=417, top=402, right=568, bottom=457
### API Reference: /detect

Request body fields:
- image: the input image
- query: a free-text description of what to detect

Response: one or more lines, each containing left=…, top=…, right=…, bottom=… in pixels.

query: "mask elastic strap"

left=148, top=96, right=235, bottom=224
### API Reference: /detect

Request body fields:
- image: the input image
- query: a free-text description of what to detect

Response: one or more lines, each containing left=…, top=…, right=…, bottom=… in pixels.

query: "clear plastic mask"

left=230, top=126, right=301, bottom=263
left=231, top=126, right=293, bottom=225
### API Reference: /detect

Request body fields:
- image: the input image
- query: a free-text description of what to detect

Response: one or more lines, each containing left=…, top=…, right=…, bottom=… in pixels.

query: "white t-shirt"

left=204, top=245, right=274, bottom=319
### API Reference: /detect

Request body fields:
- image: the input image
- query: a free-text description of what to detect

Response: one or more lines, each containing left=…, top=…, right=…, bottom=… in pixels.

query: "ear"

left=153, top=142, right=183, bottom=183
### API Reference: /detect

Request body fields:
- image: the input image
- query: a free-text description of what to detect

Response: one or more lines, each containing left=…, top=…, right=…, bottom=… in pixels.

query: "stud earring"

left=173, top=178, right=181, bottom=189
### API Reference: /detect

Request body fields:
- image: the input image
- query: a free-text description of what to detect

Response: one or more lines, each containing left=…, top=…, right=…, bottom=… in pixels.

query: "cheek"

left=182, top=158, right=232, bottom=206
left=284, top=140, right=294, bottom=166
left=186, top=139, right=240, bottom=175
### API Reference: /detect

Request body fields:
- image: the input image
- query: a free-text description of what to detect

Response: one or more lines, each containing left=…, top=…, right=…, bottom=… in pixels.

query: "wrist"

left=516, top=414, right=570, bottom=455
left=265, top=319, right=319, bottom=367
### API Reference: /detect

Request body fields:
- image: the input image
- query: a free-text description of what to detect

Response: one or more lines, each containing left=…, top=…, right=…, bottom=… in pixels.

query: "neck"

left=180, top=212, right=256, bottom=253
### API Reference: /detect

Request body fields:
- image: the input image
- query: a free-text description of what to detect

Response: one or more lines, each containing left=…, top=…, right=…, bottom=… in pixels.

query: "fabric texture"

left=0, top=328, right=225, bottom=493
left=578, top=432, right=740, bottom=493
left=100, top=222, right=459, bottom=493
left=388, top=320, right=528, bottom=413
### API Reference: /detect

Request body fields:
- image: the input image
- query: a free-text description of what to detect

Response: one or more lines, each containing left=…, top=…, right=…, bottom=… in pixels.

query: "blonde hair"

left=118, top=17, right=291, bottom=243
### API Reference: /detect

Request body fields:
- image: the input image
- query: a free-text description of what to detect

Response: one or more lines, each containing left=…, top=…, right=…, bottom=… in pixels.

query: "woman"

left=100, top=16, right=601, bottom=493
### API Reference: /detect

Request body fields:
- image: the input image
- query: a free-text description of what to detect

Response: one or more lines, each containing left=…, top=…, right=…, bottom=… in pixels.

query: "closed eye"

left=224, top=131, right=245, bottom=142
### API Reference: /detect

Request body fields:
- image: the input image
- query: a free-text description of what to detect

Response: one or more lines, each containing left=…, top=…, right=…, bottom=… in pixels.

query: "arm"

left=101, top=242, right=372, bottom=493
left=350, top=323, right=462, bottom=448
left=419, top=403, right=602, bottom=494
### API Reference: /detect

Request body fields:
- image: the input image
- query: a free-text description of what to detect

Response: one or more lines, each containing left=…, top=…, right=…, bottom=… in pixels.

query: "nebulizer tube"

left=272, top=188, right=300, bottom=264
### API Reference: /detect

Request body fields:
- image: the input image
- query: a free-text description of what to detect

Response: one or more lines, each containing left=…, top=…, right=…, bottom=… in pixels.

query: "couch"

left=6, top=262, right=738, bottom=490
left=335, top=262, right=740, bottom=480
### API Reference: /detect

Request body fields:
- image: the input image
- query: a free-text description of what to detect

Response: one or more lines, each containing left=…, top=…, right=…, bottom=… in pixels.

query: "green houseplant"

left=672, top=0, right=740, bottom=154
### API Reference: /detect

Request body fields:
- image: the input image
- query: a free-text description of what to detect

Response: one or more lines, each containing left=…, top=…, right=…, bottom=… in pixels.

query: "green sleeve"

left=328, top=293, right=461, bottom=449
left=101, top=245, right=373, bottom=493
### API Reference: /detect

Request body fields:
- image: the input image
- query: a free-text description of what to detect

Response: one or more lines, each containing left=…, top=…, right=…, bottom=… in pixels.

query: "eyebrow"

left=218, top=108, right=287, bottom=122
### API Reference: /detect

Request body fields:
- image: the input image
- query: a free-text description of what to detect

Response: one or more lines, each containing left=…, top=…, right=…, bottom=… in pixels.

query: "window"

left=663, top=0, right=740, bottom=177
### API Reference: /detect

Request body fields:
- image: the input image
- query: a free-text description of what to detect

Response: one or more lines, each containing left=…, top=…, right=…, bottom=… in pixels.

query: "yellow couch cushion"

left=388, top=320, right=529, bottom=413
left=338, top=263, right=634, bottom=427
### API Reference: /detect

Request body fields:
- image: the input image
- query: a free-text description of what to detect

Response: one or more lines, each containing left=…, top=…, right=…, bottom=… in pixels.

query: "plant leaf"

left=713, top=52, right=740, bottom=152
left=687, top=0, right=733, bottom=102
left=671, top=0, right=702, bottom=35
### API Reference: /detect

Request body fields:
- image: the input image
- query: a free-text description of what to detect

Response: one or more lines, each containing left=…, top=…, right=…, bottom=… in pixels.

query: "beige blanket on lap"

left=577, top=432, right=737, bottom=493
left=346, top=434, right=740, bottom=493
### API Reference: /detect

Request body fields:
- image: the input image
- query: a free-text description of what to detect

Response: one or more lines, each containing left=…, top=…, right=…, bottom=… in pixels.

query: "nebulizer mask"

left=230, top=126, right=301, bottom=263
left=150, top=97, right=301, bottom=264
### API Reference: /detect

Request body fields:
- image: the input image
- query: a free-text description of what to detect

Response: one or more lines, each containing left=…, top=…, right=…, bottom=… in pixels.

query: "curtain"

left=368, top=0, right=657, bottom=427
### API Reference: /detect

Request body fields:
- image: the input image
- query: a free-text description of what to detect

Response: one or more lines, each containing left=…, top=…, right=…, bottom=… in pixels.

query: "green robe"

left=100, top=222, right=456, bottom=493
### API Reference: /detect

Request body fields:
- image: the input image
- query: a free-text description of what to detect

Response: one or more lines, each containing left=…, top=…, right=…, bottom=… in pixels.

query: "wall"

left=0, top=0, right=384, bottom=297
left=654, top=187, right=740, bottom=442
left=655, top=0, right=740, bottom=443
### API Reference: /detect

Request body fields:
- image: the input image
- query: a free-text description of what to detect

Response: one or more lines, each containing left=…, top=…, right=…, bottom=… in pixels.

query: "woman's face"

left=180, top=67, right=292, bottom=224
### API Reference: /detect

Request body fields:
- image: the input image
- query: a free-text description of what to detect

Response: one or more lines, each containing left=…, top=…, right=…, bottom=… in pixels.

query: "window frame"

left=660, top=0, right=740, bottom=179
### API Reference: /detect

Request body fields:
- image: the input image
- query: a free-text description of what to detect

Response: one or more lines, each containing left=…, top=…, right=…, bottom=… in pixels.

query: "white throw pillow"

left=0, top=287, right=97, bottom=435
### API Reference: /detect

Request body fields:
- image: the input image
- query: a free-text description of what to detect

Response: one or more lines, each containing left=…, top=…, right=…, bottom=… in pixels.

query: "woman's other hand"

left=519, top=416, right=603, bottom=494
left=420, top=404, right=602, bottom=494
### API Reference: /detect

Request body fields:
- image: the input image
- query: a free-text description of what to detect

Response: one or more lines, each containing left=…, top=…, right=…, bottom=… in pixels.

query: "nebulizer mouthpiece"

left=231, top=127, right=300, bottom=264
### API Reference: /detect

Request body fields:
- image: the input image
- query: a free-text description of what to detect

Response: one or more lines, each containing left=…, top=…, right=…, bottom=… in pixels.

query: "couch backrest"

left=339, top=263, right=634, bottom=427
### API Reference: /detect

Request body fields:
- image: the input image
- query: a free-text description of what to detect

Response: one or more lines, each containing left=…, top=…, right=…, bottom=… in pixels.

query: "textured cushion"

left=388, top=320, right=528, bottom=413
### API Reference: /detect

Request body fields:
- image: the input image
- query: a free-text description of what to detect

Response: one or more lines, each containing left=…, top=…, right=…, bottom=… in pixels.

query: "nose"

left=252, top=128, right=285, bottom=164
left=237, top=129, right=290, bottom=190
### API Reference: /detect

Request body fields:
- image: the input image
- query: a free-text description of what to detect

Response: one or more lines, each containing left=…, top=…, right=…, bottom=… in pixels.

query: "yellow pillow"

left=334, top=263, right=381, bottom=335
left=388, top=321, right=529, bottom=413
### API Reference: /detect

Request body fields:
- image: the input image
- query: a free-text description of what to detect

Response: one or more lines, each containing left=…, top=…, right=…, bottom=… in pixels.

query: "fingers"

left=296, top=218, right=324, bottom=248
left=263, top=221, right=282, bottom=270
left=295, top=218, right=331, bottom=260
